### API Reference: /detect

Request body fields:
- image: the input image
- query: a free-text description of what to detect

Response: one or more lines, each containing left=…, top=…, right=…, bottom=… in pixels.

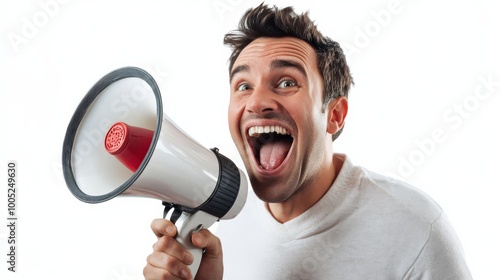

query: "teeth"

left=249, top=126, right=289, bottom=137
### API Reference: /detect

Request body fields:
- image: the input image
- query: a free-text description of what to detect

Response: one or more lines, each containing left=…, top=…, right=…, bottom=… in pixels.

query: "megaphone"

left=62, top=66, right=248, bottom=276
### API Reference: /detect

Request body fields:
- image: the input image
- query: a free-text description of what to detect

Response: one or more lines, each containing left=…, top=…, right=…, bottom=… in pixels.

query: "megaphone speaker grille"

left=105, top=122, right=129, bottom=154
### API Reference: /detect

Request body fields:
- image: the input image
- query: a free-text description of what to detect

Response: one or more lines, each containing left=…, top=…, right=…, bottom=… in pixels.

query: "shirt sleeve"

left=402, top=212, right=473, bottom=280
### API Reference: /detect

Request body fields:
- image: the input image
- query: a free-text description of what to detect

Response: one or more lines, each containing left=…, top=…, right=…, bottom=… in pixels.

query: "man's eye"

left=237, top=83, right=251, bottom=91
left=278, top=80, right=296, bottom=88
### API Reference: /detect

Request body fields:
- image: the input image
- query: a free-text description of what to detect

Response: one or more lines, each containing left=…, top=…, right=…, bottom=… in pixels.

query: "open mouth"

left=247, top=125, right=293, bottom=171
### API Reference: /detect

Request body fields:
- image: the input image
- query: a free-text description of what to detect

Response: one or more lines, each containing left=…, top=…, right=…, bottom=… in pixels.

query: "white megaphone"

left=62, top=66, right=248, bottom=276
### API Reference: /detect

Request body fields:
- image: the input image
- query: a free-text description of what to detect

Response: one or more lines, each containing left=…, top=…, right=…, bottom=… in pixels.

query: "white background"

left=1, top=0, right=499, bottom=279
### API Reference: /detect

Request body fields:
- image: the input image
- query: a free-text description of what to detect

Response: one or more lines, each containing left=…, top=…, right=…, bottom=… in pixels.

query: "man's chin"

left=250, top=180, right=290, bottom=204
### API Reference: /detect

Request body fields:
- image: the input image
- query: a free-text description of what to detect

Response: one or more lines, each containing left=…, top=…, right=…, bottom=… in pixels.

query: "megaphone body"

left=62, top=67, right=248, bottom=276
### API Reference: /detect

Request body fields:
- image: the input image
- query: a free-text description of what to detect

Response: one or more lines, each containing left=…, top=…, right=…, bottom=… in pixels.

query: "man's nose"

left=245, top=86, right=278, bottom=114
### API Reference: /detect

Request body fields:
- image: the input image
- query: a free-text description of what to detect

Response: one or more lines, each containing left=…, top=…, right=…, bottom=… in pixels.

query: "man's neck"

left=266, top=153, right=345, bottom=223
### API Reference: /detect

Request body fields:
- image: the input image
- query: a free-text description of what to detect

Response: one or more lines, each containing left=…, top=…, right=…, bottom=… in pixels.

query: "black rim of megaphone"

left=62, top=66, right=162, bottom=203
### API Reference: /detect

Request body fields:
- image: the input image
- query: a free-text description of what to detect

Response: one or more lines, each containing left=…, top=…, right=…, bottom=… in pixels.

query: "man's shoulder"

left=339, top=156, right=444, bottom=225
left=366, top=168, right=442, bottom=222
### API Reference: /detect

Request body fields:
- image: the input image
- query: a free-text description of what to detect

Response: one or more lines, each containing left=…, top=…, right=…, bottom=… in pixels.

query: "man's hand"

left=143, top=218, right=223, bottom=280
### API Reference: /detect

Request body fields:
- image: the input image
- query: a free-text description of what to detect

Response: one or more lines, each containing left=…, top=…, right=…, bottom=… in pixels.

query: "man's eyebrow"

left=229, top=59, right=307, bottom=81
left=270, top=59, right=307, bottom=77
left=230, top=64, right=249, bottom=81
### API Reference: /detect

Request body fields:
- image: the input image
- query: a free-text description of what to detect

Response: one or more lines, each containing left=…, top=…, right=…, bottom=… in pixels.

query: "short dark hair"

left=223, top=3, right=353, bottom=141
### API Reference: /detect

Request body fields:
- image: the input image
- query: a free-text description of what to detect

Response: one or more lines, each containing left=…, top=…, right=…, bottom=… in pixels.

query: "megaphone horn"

left=62, top=66, right=248, bottom=276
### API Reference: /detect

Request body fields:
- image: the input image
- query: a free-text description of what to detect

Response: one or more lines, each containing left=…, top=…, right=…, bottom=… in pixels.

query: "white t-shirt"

left=217, top=154, right=472, bottom=280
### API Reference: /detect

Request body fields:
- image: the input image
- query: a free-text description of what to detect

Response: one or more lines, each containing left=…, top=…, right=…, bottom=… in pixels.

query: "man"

left=143, top=4, right=472, bottom=279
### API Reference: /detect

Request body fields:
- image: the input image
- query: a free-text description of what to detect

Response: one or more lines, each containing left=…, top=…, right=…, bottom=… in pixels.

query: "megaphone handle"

left=164, top=207, right=219, bottom=277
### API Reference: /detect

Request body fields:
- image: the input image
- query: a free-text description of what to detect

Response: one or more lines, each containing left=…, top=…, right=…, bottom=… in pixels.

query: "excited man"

left=143, top=4, right=472, bottom=280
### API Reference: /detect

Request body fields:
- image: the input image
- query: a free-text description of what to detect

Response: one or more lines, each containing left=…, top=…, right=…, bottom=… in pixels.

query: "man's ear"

left=326, top=96, right=348, bottom=135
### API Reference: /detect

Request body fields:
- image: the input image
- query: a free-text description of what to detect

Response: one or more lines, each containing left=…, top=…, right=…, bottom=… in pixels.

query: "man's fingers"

left=147, top=220, right=222, bottom=279
left=151, top=218, right=177, bottom=238
left=189, top=229, right=223, bottom=279
left=153, top=236, right=194, bottom=265
left=191, top=229, right=222, bottom=257
left=145, top=251, right=192, bottom=280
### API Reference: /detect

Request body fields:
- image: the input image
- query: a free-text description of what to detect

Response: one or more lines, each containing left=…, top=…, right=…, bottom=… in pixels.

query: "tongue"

left=259, top=139, right=291, bottom=170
